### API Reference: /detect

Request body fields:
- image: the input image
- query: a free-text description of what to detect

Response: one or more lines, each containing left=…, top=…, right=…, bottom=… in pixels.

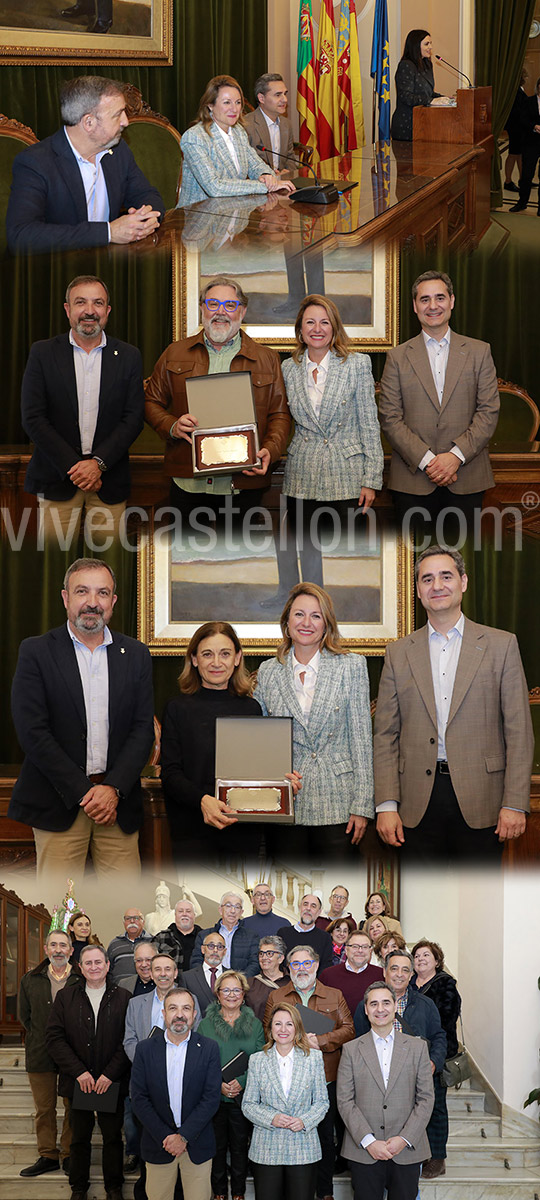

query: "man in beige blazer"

left=379, top=270, right=499, bottom=533
left=337, top=981, right=434, bottom=1200
left=244, top=73, right=295, bottom=172
left=374, top=545, right=534, bottom=860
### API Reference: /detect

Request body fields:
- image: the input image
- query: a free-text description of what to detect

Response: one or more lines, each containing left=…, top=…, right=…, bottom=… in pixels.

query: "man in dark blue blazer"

left=6, top=75, right=164, bottom=253
left=9, top=558, right=154, bottom=879
left=131, top=988, right=221, bottom=1200
left=21, top=274, right=144, bottom=542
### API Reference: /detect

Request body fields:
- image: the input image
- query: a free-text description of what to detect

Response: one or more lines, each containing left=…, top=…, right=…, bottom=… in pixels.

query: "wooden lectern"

left=413, top=86, right=492, bottom=144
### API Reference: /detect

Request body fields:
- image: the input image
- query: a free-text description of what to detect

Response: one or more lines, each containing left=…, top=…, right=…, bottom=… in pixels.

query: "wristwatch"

left=93, top=456, right=107, bottom=472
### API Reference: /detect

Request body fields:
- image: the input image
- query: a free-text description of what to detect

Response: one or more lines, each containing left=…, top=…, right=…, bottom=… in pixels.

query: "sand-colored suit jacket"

left=379, top=331, right=499, bottom=494
left=337, top=1031, right=434, bottom=1165
left=244, top=107, right=295, bottom=170
left=373, top=617, right=534, bottom=828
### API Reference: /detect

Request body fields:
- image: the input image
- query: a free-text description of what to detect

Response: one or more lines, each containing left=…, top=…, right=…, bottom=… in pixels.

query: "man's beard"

left=75, top=316, right=102, bottom=338
left=74, top=608, right=105, bottom=633
left=169, top=1017, right=189, bottom=1034
left=205, top=315, right=237, bottom=344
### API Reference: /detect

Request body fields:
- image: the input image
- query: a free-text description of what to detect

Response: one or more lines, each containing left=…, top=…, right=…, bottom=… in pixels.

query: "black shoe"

left=509, top=202, right=527, bottom=211
left=259, top=591, right=289, bottom=609
left=105, top=1189, right=124, bottom=1200
left=61, top=2, right=92, bottom=14
left=20, top=1157, right=60, bottom=1177
left=63, top=1157, right=70, bottom=1174
left=71, top=1191, right=89, bottom=1200
left=504, top=181, right=519, bottom=193
left=124, top=1156, right=139, bottom=1173
left=88, top=16, right=112, bottom=30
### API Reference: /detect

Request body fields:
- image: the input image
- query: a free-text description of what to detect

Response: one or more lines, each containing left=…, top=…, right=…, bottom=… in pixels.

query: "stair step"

left=446, top=1088, right=487, bottom=1112
left=448, top=1112, right=502, bottom=1137
left=446, top=1139, right=540, bottom=1168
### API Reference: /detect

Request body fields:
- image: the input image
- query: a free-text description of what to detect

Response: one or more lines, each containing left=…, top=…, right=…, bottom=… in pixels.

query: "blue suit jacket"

left=191, top=920, right=259, bottom=976
left=9, top=624, right=154, bottom=833
left=353, top=986, right=447, bottom=1071
left=131, top=1030, right=222, bottom=1164
left=21, top=333, right=144, bottom=503
left=6, top=128, right=165, bottom=253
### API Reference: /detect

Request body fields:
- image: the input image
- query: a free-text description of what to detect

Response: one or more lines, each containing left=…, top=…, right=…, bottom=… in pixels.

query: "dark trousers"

left=211, top=1100, right=249, bottom=1196
left=316, top=1080, right=337, bottom=1198
left=275, top=496, right=361, bottom=594
left=401, top=770, right=504, bottom=862
left=426, top=1072, right=449, bottom=1160
left=349, top=1158, right=421, bottom=1200
left=391, top=488, right=484, bottom=545
left=252, top=1161, right=317, bottom=1200
left=69, top=1104, right=124, bottom=1192
left=518, top=142, right=540, bottom=209
left=267, top=822, right=361, bottom=863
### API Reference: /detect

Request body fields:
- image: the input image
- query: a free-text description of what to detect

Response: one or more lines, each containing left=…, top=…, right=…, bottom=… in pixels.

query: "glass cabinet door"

left=5, top=901, right=19, bottom=1023
left=26, top=915, right=41, bottom=971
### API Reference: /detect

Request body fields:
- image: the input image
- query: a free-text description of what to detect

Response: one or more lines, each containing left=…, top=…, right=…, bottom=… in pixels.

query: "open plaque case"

left=215, top=716, right=294, bottom=823
left=186, top=371, right=260, bottom=474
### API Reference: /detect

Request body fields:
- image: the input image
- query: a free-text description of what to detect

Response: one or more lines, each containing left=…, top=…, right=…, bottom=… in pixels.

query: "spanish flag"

left=296, top=0, right=318, bottom=150
left=337, top=0, right=365, bottom=152
left=316, top=0, right=341, bottom=161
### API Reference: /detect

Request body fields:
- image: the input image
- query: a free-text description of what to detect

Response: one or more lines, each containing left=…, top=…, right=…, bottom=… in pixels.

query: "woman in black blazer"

left=391, top=29, right=449, bottom=141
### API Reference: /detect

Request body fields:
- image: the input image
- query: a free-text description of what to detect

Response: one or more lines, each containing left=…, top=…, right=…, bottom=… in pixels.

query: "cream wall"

left=267, top=0, right=472, bottom=140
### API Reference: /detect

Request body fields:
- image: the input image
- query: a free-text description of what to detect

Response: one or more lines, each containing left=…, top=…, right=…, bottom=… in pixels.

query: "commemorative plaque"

left=186, top=371, right=260, bottom=475
left=215, top=717, right=294, bottom=823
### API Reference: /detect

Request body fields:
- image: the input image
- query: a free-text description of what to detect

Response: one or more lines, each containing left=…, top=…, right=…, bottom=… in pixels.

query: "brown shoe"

left=422, top=1158, right=446, bottom=1179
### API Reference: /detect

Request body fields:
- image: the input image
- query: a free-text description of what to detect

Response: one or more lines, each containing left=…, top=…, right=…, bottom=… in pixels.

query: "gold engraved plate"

left=201, top=435, right=249, bottom=466
left=226, top=787, right=281, bottom=812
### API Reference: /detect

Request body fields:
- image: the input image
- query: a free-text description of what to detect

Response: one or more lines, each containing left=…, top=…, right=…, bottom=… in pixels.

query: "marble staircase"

left=1, top=1049, right=540, bottom=1199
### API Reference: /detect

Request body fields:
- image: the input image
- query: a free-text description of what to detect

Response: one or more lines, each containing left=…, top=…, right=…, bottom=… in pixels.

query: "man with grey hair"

left=265, top=944, right=354, bottom=1200
left=338, top=979, right=434, bottom=1199
left=145, top=274, right=290, bottom=532
left=379, top=269, right=499, bottom=535
left=153, top=897, right=202, bottom=971
left=374, top=544, right=533, bottom=859
left=278, top=893, right=334, bottom=972
left=9, top=557, right=154, bottom=878
left=190, top=891, right=259, bottom=976
left=243, top=882, right=291, bottom=936
left=18, top=929, right=81, bottom=1178
left=244, top=73, right=295, bottom=172
left=7, top=75, right=164, bottom=253
left=21, top=275, right=144, bottom=542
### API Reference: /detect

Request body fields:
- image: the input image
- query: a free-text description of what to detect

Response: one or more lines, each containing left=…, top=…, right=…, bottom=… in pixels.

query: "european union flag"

left=370, top=0, right=390, bottom=142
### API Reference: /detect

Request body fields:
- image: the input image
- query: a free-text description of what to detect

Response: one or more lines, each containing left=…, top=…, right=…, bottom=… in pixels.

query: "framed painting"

left=0, top=0, right=172, bottom=63
left=137, top=515, right=414, bottom=656
left=172, top=224, right=398, bottom=352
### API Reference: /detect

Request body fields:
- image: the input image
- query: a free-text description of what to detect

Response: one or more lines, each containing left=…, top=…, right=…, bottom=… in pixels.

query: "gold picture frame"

left=137, top=517, right=414, bottom=657
left=0, top=0, right=172, bottom=64
left=171, top=231, right=398, bottom=353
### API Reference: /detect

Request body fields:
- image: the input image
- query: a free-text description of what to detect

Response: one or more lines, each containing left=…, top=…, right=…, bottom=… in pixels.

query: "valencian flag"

left=370, top=0, right=390, bottom=141
left=337, top=0, right=365, bottom=152
left=297, top=0, right=318, bottom=149
left=316, top=0, right=341, bottom=160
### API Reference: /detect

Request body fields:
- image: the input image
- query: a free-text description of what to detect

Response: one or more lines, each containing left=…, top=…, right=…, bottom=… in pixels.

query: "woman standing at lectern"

left=391, top=29, right=451, bottom=141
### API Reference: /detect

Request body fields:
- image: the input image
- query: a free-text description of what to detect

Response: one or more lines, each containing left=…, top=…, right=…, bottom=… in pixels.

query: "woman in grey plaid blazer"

left=177, top=74, right=295, bottom=206
left=266, top=294, right=383, bottom=599
left=254, top=583, right=374, bottom=856
left=242, top=1003, right=329, bottom=1200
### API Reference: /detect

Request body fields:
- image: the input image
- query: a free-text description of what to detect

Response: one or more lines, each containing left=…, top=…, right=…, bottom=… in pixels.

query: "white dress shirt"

left=418, top=328, right=465, bottom=471
left=203, top=962, right=224, bottom=988
left=151, top=989, right=167, bottom=1031
left=304, top=351, right=330, bottom=421
left=165, top=1031, right=191, bottom=1128
left=64, top=127, right=111, bottom=226
left=261, top=108, right=281, bottom=170
left=360, top=1028, right=395, bottom=1148
left=214, top=121, right=241, bottom=172
left=276, top=1046, right=295, bottom=1097
left=428, top=612, right=464, bottom=759
left=69, top=328, right=106, bottom=455
left=68, top=622, right=112, bottom=775
left=292, top=649, right=321, bottom=718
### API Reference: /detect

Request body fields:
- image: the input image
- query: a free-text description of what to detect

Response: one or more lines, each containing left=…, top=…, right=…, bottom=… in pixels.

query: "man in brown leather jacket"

left=144, top=273, right=290, bottom=538
left=264, top=944, right=355, bottom=1200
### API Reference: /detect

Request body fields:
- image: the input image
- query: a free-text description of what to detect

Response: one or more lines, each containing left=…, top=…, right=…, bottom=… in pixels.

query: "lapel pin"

left=120, top=648, right=125, bottom=654
left=114, top=349, right=118, bottom=356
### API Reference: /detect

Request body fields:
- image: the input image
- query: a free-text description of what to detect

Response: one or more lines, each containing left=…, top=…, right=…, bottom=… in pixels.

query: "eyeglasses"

left=259, top=950, right=279, bottom=958
left=223, top=902, right=243, bottom=911
left=219, top=987, right=243, bottom=997
left=204, top=943, right=224, bottom=952
left=289, top=959, right=315, bottom=971
left=202, top=299, right=242, bottom=314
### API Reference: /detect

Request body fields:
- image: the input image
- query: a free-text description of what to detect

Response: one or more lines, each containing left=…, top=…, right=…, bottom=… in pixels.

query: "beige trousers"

left=33, top=808, right=140, bottom=880
left=38, top=493, right=127, bottom=547
left=27, top=1072, right=71, bottom=1160
left=145, top=1154, right=212, bottom=1200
